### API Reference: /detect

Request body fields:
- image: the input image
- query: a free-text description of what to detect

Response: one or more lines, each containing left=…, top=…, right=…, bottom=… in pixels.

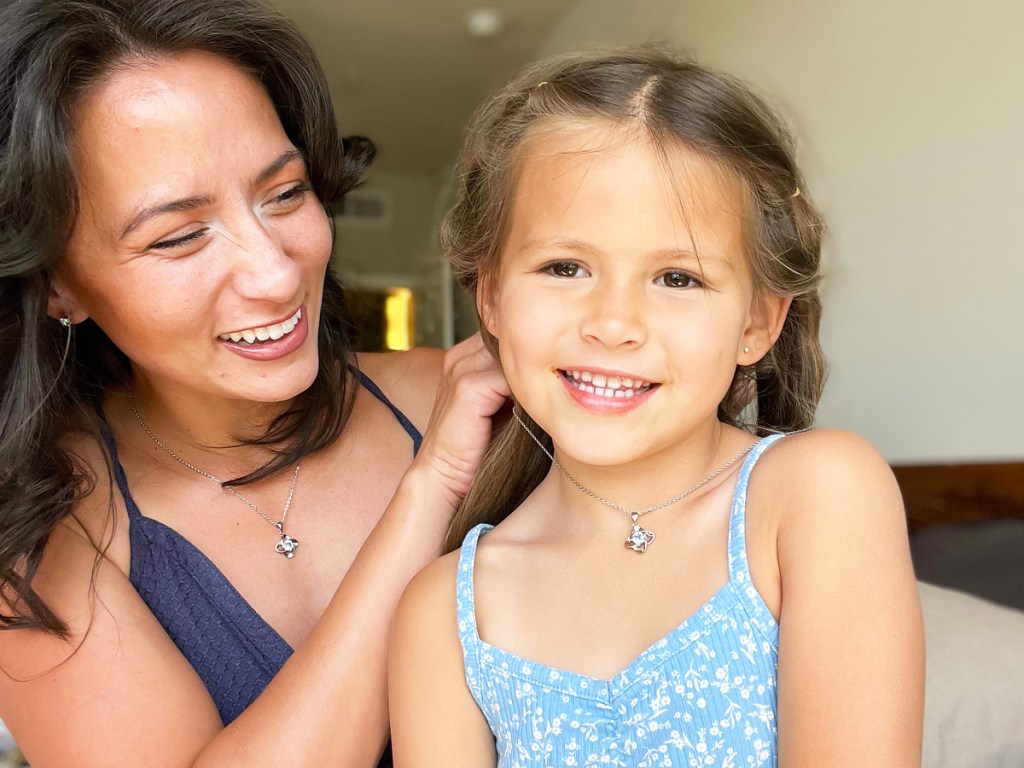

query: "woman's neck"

left=118, top=378, right=295, bottom=476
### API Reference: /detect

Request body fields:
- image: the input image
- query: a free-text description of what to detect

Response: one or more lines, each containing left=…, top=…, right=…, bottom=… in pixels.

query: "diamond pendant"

left=274, top=523, right=299, bottom=558
left=624, top=514, right=655, bottom=554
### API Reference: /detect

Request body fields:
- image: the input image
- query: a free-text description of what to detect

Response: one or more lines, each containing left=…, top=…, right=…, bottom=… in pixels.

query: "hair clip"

left=536, top=81, right=549, bottom=88
left=791, top=186, right=801, bottom=199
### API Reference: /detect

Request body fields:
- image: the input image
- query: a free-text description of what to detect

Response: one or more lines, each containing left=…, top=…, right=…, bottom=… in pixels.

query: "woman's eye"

left=149, top=228, right=209, bottom=251
left=657, top=270, right=701, bottom=289
left=269, top=183, right=312, bottom=209
left=545, top=261, right=588, bottom=278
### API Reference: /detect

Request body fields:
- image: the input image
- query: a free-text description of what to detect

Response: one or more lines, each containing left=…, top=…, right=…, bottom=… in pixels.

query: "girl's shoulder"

left=750, top=428, right=908, bottom=580
left=356, top=347, right=445, bottom=432
left=754, top=428, right=899, bottom=510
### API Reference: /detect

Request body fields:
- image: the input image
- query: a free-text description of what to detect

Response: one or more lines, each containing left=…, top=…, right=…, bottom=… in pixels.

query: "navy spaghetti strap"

left=357, top=369, right=422, bottom=454
left=97, top=373, right=417, bottom=767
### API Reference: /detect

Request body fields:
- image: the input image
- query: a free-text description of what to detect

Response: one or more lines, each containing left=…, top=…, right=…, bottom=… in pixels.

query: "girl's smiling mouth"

left=558, top=368, right=659, bottom=400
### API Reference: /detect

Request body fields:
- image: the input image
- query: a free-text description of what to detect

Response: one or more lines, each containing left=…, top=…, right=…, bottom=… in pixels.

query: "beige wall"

left=537, top=0, right=1024, bottom=463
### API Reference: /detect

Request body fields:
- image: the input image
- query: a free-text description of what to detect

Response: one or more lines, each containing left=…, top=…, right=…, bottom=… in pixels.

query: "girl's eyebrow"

left=118, top=149, right=306, bottom=240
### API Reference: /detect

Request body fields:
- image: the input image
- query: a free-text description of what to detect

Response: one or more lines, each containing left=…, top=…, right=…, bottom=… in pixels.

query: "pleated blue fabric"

left=457, top=433, right=787, bottom=767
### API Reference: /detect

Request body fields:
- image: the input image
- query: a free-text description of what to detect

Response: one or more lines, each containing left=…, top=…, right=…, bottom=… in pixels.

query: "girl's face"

left=55, top=51, right=332, bottom=405
left=481, top=125, right=783, bottom=470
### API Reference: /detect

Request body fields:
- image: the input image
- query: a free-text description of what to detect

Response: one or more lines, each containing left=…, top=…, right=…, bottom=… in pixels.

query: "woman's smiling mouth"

left=219, top=307, right=302, bottom=345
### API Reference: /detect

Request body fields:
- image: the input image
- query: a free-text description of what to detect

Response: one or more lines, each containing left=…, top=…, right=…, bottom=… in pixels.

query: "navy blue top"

left=101, top=372, right=420, bottom=765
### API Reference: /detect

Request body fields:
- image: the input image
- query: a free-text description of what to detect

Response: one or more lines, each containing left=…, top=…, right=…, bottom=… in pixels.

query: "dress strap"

left=97, top=415, right=144, bottom=521
left=727, top=432, right=789, bottom=585
left=456, top=523, right=493, bottom=701
left=356, top=370, right=422, bottom=455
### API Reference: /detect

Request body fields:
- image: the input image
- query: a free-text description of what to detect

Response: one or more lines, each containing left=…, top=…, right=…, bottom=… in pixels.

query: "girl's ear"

left=476, top=273, right=499, bottom=339
left=739, top=293, right=792, bottom=365
left=46, top=274, right=90, bottom=325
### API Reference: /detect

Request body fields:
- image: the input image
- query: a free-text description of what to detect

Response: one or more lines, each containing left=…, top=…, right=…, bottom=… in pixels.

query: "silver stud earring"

left=59, top=315, right=73, bottom=328
left=743, top=346, right=750, bottom=354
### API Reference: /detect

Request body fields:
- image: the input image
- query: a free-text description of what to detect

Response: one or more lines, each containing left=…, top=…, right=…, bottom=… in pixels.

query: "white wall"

left=537, top=0, right=1024, bottom=463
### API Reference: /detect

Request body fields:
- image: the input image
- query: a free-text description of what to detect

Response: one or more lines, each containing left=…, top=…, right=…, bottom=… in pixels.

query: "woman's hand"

left=407, top=334, right=509, bottom=515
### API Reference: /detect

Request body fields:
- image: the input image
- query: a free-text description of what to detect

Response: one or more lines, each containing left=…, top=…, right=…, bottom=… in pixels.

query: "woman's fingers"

left=414, top=334, right=509, bottom=510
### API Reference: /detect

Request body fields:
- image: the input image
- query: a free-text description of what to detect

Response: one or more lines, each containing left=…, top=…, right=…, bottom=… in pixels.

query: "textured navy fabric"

left=101, top=374, right=420, bottom=765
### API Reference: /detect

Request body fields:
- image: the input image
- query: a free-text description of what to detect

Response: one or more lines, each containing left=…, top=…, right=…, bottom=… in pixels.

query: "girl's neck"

left=543, top=421, right=743, bottom=519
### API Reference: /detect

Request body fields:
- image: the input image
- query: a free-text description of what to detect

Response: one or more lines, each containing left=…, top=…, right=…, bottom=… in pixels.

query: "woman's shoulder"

left=356, top=347, right=444, bottom=431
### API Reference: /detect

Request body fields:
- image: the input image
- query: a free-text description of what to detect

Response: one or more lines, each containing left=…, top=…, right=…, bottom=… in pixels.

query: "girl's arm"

left=389, top=555, right=497, bottom=768
left=773, top=430, right=925, bottom=767
left=0, top=334, right=508, bottom=768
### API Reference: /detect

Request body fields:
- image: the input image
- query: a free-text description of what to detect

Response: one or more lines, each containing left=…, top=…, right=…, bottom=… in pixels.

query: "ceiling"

left=272, top=0, right=576, bottom=176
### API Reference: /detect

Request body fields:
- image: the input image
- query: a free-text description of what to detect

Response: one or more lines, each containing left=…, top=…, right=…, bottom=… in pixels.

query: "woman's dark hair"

left=0, top=0, right=371, bottom=634
left=442, top=47, right=827, bottom=551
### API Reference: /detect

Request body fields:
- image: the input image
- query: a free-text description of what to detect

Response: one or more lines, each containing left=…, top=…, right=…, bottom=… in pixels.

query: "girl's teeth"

left=242, top=329, right=256, bottom=343
left=564, top=370, right=652, bottom=399
left=268, top=323, right=285, bottom=340
left=255, top=327, right=270, bottom=341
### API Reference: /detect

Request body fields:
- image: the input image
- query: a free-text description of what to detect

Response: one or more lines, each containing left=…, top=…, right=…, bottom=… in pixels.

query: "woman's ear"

left=46, top=274, right=89, bottom=325
left=738, top=293, right=792, bottom=365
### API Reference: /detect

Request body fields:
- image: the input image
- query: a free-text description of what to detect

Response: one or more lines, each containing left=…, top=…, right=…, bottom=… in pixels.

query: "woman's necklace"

left=128, top=389, right=302, bottom=559
left=512, top=408, right=755, bottom=554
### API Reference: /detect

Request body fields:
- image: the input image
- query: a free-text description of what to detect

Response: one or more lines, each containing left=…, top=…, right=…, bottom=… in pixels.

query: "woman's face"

left=57, top=51, right=332, bottom=405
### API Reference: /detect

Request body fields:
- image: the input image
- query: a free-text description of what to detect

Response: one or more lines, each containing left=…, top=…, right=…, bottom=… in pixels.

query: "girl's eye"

left=544, top=261, right=589, bottom=278
left=657, top=270, right=701, bottom=289
left=149, top=228, right=209, bottom=251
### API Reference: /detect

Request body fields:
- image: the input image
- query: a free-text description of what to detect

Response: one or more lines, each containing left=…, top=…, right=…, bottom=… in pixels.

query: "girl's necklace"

left=128, top=389, right=302, bottom=559
left=512, top=408, right=755, bottom=554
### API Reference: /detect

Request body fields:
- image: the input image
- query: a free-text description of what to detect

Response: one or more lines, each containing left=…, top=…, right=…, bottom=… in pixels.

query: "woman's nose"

left=226, top=217, right=301, bottom=303
left=579, top=279, right=648, bottom=348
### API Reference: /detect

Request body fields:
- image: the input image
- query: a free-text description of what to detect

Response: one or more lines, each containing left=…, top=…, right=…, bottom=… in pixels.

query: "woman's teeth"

left=219, top=308, right=302, bottom=344
left=562, top=369, right=654, bottom=398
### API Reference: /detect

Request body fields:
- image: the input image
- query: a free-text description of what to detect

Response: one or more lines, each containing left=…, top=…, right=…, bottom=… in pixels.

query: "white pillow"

left=920, top=581, right=1024, bottom=768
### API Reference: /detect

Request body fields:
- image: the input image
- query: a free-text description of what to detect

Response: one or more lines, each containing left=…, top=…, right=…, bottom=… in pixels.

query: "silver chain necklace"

left=128, top=389, right=302, bottom=559
left=512, top=408, right=755, bottom=554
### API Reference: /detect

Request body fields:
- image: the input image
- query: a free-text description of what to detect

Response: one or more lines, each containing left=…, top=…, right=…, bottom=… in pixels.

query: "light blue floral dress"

left=457, top=434, right=787, bottom=767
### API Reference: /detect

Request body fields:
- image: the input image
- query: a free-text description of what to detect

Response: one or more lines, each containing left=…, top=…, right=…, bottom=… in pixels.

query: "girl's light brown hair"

left=442, top=46, right=826, bottom=552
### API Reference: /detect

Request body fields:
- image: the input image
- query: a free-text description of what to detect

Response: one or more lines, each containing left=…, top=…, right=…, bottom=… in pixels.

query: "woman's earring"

left=743, top=346, right=750, bottom=354
left=59, top=315, right=72, bottom=328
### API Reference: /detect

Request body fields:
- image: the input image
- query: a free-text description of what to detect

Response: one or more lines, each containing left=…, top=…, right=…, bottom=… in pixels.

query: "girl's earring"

left=59, top=315, right=73, bottom=328
left=743, top=346, right=750, bottom=354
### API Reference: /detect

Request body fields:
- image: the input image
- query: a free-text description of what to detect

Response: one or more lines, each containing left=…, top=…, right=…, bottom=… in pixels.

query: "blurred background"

left=272, top=0, right=1023, bottom=608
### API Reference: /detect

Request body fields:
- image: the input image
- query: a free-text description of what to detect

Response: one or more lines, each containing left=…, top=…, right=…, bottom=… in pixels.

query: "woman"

left=0, top=1, right=507, bottom=766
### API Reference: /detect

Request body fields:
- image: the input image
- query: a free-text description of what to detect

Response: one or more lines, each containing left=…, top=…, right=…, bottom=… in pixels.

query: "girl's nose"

left=579, top=280, right=648, bottom=348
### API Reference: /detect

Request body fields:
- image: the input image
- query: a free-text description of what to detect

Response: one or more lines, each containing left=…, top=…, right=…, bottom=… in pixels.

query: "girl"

left=0, top=1, right=507, bottom=766
left=390, top=48, right=924, bottom=767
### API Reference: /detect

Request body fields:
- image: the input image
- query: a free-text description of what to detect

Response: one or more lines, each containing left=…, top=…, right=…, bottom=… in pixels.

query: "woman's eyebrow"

left=252, top=148, right=306, bottom=187
left=119, top=196, right=212, bottom=240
